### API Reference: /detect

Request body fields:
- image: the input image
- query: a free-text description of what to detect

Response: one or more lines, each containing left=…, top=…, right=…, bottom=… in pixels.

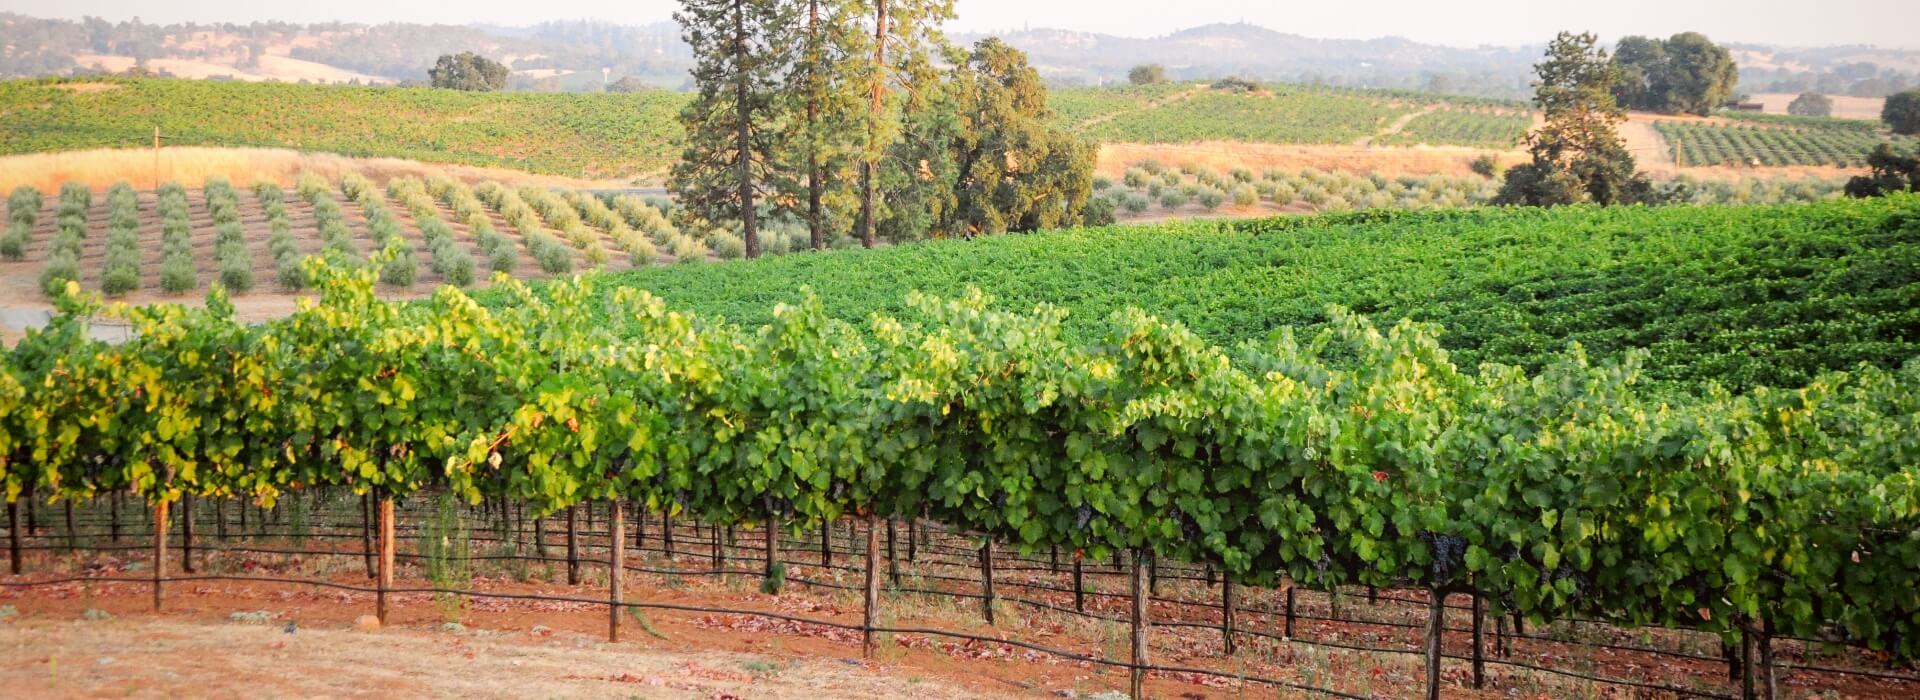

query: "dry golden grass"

left=1749, top=93, right=1887, bottom=120
left=71, top=53, right=389, bottom=85
left=1096, top=141, right=1526, bottom=180
left=0, top=147, right=630, bottom=194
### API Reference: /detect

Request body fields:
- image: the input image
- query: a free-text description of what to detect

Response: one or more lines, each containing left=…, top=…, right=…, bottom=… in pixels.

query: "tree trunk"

left=152, top=498, right=168, bottom=611
left=1425, top=590, right=1447, bottom=700
left=804, top=0, right=825, bottom=251
left=862, top=514, right=880, bottom=658
left=377, top=498, right=395, bottom=624
left=110, top=492, right=121, bottom=543
left=609, top=498, right=625, bottom=642
left=1130, top=548, right=1149, bottom=700
left=733, top=0, right=759, bottom=259
left=215, top=496, right=227, bottom=541
left=860, top=0, right=890, bottom=249
left=63, top=500, right=75, bottom=553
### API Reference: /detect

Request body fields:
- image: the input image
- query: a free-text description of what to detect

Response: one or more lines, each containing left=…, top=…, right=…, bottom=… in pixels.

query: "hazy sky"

left=4, top=0, right=1915, bottom=49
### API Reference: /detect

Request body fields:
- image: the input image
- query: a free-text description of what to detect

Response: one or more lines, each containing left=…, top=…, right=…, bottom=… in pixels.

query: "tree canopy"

left=428, top=52, right=509, bottom=92
left=1844, top=143, right=1920, bottom=197
left=669, top=0, right=793, bottom=259
left=1788, top=92, right=1833, bottom=118
left=1612, top=32, right=1738, bottom=116
left=1886, top=89, right=1920, bottom=136
left=1128, top=64, right=1166, bottom=85
left=1497, top=32, right=1653, bottom=207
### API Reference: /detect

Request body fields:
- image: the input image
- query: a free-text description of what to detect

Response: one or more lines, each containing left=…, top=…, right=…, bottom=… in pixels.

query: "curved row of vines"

left=3, top=263, right=1918, bottom=665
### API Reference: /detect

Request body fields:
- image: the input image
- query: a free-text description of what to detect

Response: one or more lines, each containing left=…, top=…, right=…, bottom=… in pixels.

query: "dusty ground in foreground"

left=0, top=615, right=1000, bottom=700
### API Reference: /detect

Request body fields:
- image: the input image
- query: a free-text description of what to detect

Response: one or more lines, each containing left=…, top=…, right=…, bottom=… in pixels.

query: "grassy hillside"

left=0, top=79, right=688, bottom=179
left=552, top=195, right=1920, bottom=391
left=0, top=78, right=1536, bottom=183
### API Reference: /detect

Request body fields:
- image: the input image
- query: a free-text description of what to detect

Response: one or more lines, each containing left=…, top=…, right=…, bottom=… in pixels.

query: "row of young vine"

left=2, top=262, right=1917, bottom=664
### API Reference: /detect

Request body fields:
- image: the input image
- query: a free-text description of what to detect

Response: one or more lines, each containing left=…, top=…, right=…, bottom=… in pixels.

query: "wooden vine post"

left=180, top=493, right=195, bottom=573
left=1130, top=548, right=1150, bottom=700
left=360, top=494, right=374, bottom=579
left=7, top=500, right=20, bottom=575
left=376, top=496, right=395, bottom=625
left=1284, top=583, right=1296, bottom=638
left=1072, top=552, right=1085, bottom=612
left=886, top=519, right=898, bottom=586
left=1221, top=577, right=1236, bottom=656
left=109, top=492, right=120, bottom=543
left=63, top=500, right=76, bottom=553
left=566, top=505, right=581, bottom=585
left=662, top=511, right=674, bottom=560
left=609, top=499, right=625, bottom=642
left=1471, top=592, right=1487, bottom=688
left=821, top=520, right=833, bottom=566
left=763, top=505, right=779, bottom=588
left=1424, top=590, right=1447, bottom=700
left=862, top=514, right=881, bottom=658
left=152, top=497, right=168, bottom=611
left=1756, top=617, right=1777, bottom=700
left=1741, top=619, right=1756, bottom=700
left=979, top=538, right=996, bottom=625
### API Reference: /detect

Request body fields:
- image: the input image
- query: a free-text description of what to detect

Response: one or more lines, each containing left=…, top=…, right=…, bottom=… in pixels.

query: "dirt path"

left=0, top=616, right=996, bottom=699
left=1076, top=85, right=1205, bottom=130
left=1354, top=104, right=1439, bottom=147
left=1620, top=115, right=1678, bottom=174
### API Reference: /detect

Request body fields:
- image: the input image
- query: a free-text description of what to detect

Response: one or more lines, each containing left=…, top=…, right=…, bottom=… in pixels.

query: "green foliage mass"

left=1657, top=119, right=1919, bottom=168
left=6, top=250, right=1920, bottom=661
left=1612, top=32, right=1739, bottom=116
left=546, top=195, right=1920, bottom=392
left=1885, top=89, right=1920, bottom=136
left=428, top=52, right=510, bottom=92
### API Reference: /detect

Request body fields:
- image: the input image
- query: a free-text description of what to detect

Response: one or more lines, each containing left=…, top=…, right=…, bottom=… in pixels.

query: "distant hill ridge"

left=2, top=12, right=1916, bottom=100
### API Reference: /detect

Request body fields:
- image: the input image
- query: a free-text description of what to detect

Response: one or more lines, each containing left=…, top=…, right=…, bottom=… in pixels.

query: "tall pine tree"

left=855, top=0, right=954, bottom=248
left=781, top=0, right=867, bottom=251
left=1496, top=32, right=1653, bottom=207
left=671, top=0, right=792, bottom=259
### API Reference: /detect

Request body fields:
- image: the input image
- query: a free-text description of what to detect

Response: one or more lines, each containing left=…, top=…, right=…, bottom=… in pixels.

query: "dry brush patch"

left=0, top=148, right=636, bottom=196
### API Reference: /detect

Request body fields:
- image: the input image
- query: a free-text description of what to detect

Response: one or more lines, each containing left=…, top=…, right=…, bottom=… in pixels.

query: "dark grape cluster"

left=1164, top=504, right=1202, bottom=542
left=1421, top=532, right=1468, bottom=579
left=1074, top=503, right=1093, bottom=530
left=1550, top=562, right=1590, bottom=603
left=760, top=492, right=794, bottom=517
